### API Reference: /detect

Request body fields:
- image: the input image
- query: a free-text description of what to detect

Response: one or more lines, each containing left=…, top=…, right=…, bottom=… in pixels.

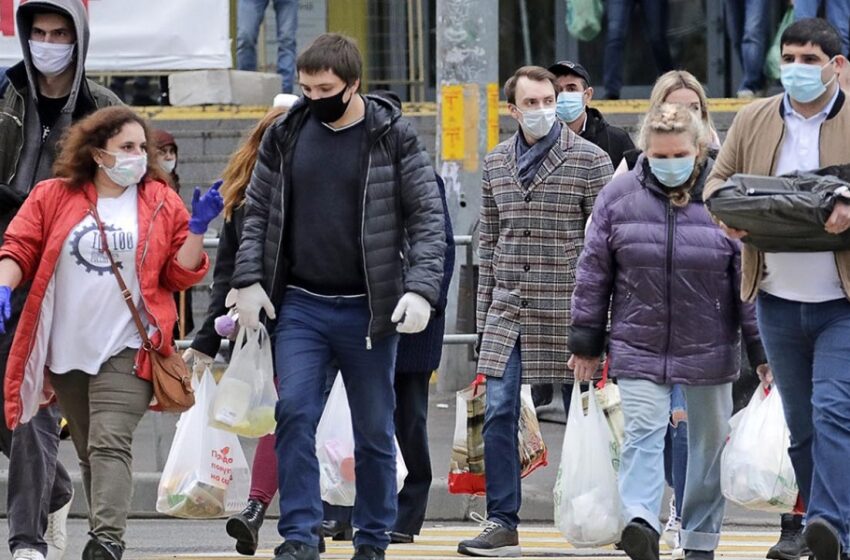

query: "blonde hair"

left=221, top=107, right=287, bottom=221
left=648, top=70, right=717, bottom=141
left=638, top=103, right=708, bottom=207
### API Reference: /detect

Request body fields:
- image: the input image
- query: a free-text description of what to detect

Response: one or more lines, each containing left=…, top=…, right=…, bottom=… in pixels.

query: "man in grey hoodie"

left=0, top=2, right=121, bottom=559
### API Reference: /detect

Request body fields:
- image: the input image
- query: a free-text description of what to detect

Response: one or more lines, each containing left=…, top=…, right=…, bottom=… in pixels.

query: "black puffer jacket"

left=231, top=95, right=445, bottom=344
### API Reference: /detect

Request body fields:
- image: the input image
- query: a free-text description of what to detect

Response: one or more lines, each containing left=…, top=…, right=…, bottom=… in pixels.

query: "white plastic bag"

left=555, top=383, right=622, bottom=547
left=209, top=325, right=277, bottom=438
left=157, top=369, right=250, bottom=518
left=721, top=385, right=797, bottom=511
left=316, top=373, right=408, bottom=506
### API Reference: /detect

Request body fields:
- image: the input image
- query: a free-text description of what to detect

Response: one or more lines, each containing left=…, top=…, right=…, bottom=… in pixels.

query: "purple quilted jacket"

left=568, top=157, right=766, bottom=385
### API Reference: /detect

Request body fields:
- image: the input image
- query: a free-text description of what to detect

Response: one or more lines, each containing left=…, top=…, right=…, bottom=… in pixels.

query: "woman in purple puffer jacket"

left=567, top=103, right=768, bottom=560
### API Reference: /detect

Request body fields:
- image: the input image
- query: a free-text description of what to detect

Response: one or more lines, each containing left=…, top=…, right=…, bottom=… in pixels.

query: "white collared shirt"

left=761, top=88, right=845, bottom=302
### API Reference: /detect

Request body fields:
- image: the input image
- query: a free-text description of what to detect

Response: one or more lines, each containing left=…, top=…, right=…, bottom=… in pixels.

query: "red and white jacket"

left=0, top=177, right=209, bottom=429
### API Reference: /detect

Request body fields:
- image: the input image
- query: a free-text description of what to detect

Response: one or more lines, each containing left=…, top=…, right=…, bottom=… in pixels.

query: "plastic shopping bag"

left=449, top=376, right=548, bottom=495
left=764, top=8, right=795, bottom=80
left=316, top=373, right=408, bottom=507
left=209, top=325, right=277, bottom=438
left=581, top=361, right=625, bottom=471
left=721, top=384, right=797, bottom=512
left=566, top=0, right=604, bottom=42
left=157, top=369, right=250, bottom=518
left=555, top=383, right=622, bottom=547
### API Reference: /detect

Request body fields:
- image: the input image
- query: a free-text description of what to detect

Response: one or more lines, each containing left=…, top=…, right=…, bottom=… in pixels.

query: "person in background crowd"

left=227, top=33, right=445, bottom=560
left=154, top=129, right=195, bottom=340
left=603, top=0, right=674, bottom=99
left=457, top=65, right=612, bottom=558
left=570, top=102, right=768, bottom=560
left=183, top=97, right=294, bottom=557
left=530, top=59, right=635, bottom=413
left=236, top=0, right=299, bottom=92
left=705, top=17, right=850, bottom=560
left=0, top=1, right=121, bottom=559
left=614, top=70, right=721, bottom=176
left=0, top=106, right=221, bottom=560
left=794, top=1, right=850, bottom=57
left=724, top=0, right=770, bottom=98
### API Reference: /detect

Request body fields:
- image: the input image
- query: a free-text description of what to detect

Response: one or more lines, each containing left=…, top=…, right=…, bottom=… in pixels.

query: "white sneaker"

left=45, top=489, right=73, bottom=560
left=12, top=549, right=46, bottom=560
left=662, top=495, right=680, bottom=549
left=671, top=547, right=685, bottom=559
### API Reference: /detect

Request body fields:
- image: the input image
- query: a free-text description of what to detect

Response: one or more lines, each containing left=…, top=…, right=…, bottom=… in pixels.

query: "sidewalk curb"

left=0, top=472, right=778, bottom=527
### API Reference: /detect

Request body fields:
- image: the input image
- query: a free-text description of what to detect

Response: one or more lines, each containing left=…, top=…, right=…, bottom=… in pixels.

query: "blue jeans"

left=618, top=378, right=731, bottom=551
left=664, top=385, right=688, bottom=519
left=603, top=0, right=674, bottom=97
left=273, top=289, right=399, bottom=550
left=795, top=1, right=850, bottom=56
left=483, top=340, right=523, bottom=530
left=724, top=0, right=769, bottom=92
left=236, top=0, right=298, bottom=92
left=757, top=292, right=850, bottom=548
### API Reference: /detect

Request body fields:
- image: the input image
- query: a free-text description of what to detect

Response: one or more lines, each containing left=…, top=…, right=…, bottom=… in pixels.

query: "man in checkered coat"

left=458, top=66, right=613, bottom=558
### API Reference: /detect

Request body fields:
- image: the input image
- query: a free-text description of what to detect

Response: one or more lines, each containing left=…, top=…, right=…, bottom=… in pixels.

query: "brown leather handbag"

left=90, top=203, right=195, bottom=412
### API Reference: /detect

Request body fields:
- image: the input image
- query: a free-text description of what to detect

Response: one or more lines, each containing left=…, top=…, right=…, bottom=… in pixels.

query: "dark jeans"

left=274, top=289, right=399, bottom=550
left=483, top=340, right=523, bottom=530
left=0, top=287, right=73, bottom=556
left=757, top=292, right=850, bottom=548
left=236, top=0, right=298, bottom=92
left=603, top=0, right=674, bottom=97
left=393, top=370, right=433, bottom=535
left=794, top=1, right=850, bottom=56
left=724, top=0, right=770, bottom=92
left=664, top=420, right=688, bottom=519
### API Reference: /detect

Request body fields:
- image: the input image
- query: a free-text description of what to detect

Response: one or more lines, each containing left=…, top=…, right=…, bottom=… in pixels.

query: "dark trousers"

left=0, top=287, right=73, bottom=556
left=393, top=370, right=433, bottom=535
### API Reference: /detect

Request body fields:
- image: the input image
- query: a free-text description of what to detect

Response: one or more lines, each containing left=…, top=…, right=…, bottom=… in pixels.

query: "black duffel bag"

left=706, top=165, right=850, bottom=252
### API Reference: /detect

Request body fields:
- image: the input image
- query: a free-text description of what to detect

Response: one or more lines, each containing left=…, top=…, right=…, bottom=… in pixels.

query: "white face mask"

left=158, top=157, right=176, bottom=174
left=100, top=151, right=147, bottom=188
left=29, top=40, right=75, bottom=77
left=518, top=106, right=557, bottom=140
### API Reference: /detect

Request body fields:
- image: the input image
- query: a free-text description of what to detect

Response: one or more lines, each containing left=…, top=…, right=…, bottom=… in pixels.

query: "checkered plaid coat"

left=476, top=126, right=613, bottom=382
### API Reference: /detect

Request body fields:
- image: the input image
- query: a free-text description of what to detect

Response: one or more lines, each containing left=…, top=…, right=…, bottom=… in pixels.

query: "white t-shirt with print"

left=48, top=185, right=147, bottom=375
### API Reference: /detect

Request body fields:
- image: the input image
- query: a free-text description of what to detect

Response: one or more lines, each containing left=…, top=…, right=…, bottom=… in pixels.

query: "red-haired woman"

left=0, top=106, right=223, bottom=560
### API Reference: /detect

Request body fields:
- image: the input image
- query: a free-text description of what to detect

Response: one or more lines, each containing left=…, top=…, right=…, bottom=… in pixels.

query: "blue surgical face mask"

left=780, top=58, right=835, bottom=103
left=556, top=91, right=585, bottom=123
left=648, top=156, right=696, bottom=188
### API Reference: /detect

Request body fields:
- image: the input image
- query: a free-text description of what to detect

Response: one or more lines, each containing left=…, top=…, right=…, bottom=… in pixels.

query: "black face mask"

left=306, top=86, right=352, bottom=123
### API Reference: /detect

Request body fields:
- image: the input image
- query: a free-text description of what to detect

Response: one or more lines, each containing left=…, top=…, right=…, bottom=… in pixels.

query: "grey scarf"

left=515, top=121, right=561, bottom=189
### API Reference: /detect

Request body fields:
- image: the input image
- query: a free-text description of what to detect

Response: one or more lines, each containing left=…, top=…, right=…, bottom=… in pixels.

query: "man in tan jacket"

left=704, top=18, right=850, bottom=560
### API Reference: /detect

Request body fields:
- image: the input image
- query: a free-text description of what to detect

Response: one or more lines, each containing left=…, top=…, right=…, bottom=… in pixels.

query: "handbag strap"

left=88, top=202, right=153, bottom=351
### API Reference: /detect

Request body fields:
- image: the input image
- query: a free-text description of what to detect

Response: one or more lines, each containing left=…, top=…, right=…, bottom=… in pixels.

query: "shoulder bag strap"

left=88, top=202, right=153, bottom=351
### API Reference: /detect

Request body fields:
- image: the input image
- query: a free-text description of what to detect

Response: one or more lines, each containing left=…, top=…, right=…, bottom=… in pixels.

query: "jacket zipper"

left=136, top=199, right=166, bottom=359
left=663, top=203, right=676, bottom=381
left=269, top=144, right=285, bottom=308
left=3, top=87, right=24, bottom=186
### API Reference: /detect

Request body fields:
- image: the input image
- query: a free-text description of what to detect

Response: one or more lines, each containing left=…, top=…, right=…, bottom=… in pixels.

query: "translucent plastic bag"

left=721, top=385, right=797, bottom=512
left=580, top=362, right=625, bottom=471
left=157, top=368, right=250, bottom=518
left=764, top=8, right=795, bottom=81
left=566, top=0, right=604, bottom=42
left=316, top=373, right=408, bottom=506
left=448, top=378, right=548, bottom=495
left=209, top=325, right=277, bottom=438
left=555, top=383, right=622, bottom=547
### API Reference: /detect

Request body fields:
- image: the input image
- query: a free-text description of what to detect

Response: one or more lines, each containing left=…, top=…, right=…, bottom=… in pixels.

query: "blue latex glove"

left=188, top=180, right=224, bottom=234
left=0, top=286, right=11, bottom=335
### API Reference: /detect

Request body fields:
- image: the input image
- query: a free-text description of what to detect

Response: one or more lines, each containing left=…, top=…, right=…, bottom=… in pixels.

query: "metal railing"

left=175, top=235, right=477, bottom=348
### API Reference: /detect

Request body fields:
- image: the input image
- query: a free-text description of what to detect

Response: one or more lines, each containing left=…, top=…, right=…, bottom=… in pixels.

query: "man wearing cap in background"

left=529, top=61, right=634, bottom=414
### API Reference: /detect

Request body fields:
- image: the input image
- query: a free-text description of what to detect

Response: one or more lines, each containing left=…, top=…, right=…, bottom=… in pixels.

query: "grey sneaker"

left=457, top=514, right=520, bottom=557
left=768, top=513, right=810, bottom=560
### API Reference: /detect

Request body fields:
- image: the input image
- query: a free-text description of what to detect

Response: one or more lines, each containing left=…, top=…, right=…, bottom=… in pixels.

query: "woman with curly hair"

left=0, top=106, right=223, bottom=560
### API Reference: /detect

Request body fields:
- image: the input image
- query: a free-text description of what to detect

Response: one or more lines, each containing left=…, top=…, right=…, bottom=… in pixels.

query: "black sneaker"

left=457, top=516, right=520, bottom=557
left=226, top=499, right=268, bottom=556
left=389, top=531, right=414, bottom=544
left=684, top=550, right=714, bottom=560
left=352, top=544, right=386, bottom=559
left=805, top=518, right=843, bottom=560
left=620, top=519, right=660, bottom=560
left=323, top=520, right=354, bottom=541
left=768, top=514, right=811, bottom=560
left=82, top=533, right=124, bottom=560
left=273, top=540, right=320, bottom=560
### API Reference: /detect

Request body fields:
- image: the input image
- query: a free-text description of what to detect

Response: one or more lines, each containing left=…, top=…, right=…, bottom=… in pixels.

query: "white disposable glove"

left=224, top=284, right=276, bottom=329
left=391, top=292, right=432, bottom=334
left=182, top=348, right=214, bottom=377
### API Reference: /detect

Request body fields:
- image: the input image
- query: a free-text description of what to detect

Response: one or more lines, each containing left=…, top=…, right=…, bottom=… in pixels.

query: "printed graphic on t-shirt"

left=70, top=221, right=135, bottom=276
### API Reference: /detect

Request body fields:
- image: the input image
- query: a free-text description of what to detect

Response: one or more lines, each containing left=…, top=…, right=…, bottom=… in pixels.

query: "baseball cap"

left=548, top=60, right=591, bottom=85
